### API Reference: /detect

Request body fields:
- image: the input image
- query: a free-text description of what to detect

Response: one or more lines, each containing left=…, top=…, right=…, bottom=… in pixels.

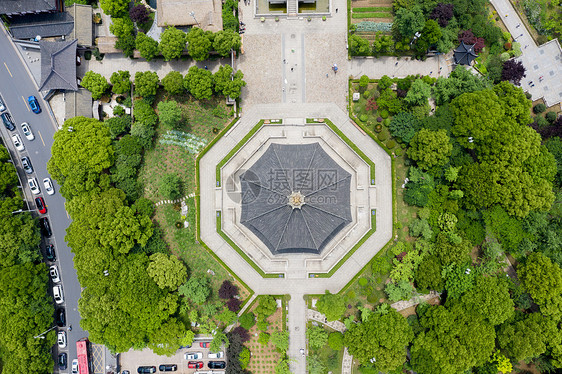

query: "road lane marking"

left=38, top=131, right=45, bottom=147
left=22, top=96, right=30, bottom=111
left=4, top=62, right=12, bottom=77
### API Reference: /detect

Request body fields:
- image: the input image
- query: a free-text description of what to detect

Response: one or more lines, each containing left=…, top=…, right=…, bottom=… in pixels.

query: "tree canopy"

left=184, top=66, right=213, bottom=100
left=110, top=70, right=131, bottom=95
left=136, top=32, right=159, bottom=61
left=134, top=71, right=160, bottom=97
left=316, top=291, right=346, bottom=322
left=186, top=27, right=213, bottom=61
left=81, top=71, right=109, bottom=100
left=159, top=27, right=188, bottom=61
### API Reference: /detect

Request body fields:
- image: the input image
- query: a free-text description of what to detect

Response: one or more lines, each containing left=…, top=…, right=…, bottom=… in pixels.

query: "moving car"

left=12, top=133, right=24, bottom=151
left=208, top=361, right=226, bottom=369
left=43, top=178, right=55, bottom=195
left=56, top=308, right=66, bottom=327
left=49, top=265, right=61, bottom=283
left=137, top=367, right=156, bottom=374
left=40, top=217, right=52, bottom=237
left=0, top=95, right=5, bottom=112
left=58, top=353, right=67, bottom=370
left=21, top=122, right=34, bottom=140
left=45, top=244, right=56, bottom=261
left=28, top=178, right=40, bottom=194
left=53, top=285, right=64, bottom=304
left=208, top=351, right=224, bottom=359
left=27, top=95, right=41, bottom=113
left=35, top=197, right=47, bottom=214
left=188, top=362, right=204, bottom=369
left=57, top=331, right=67, bottom=348
left=21, top=156, right=33, bottom=174
left=199, top=342, right=211, bottom=348
left=185, top=352, right=203, bottom=360
left=1, top=112, right=15, bottom=131
left=71, top=359, right=79, bottom=374
left=158, top=364, right=177, bottom=372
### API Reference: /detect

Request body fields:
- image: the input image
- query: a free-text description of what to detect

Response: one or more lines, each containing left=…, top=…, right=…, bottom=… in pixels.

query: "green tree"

left=255, top=295, right=277, bottom=319
left=393, top=5, right=425, bottom=38
left=307, top=325, right=328, bottom=350
left=407, top=128, right=452, bottom=169
left=519, top=252, right=562, bottom=319
left=389, top=112, right=422, bottom=143
left=433, top=66, right=491, bottom=105
left=497, top=312, right=556, bottom=361
left=133, top=99, right=158, bottom=127
left=359, top=75, right=370, bottom=88
left=115, top=33, right=136, bottom=58
left=415, top=19, right=442, bottom=55
left=213, top=67, right=246, bottom=99
left=179, top=276, right=211, bottom=304
left=147, top=253, right=187, bottom=290
left=210, top=331, right=229, bottom=352
left=414, top=255, right=443, bottom=291
left=159, top=26, right=188, bottom=61
left=349, top=34, right=371, bottom=56
left=104, top=115, right=131, bottom=139
left=239, top=347, right=251, bottom=369
left=136, top=32, right=159, bottom=61
left=48, top=117, right=114, bottom=198
left=184, top=66, right=213, bottom=100
left=316, top=291, right=346, bottom=322
left=405, top=79, right=432, bottom=107
left=258, top=332, right=270, bottom=345
left=109, top=17, right=134, bottom=39
left=110, top=70, right=131, bottom=95
left=81, top=71, right=109, bottom=100
left=159, top=174, right=182, bottom=199
left=344, top=309, right=413, bottom=372
left=134, top=71, right=159, bottom=97
left=307, top=355, right=327, bottom=374
left=100, top=0, right=129, bottom=17
left=270, top=330, right=289, bottom=352
left=213, top=30, right=241, bottom=56
left=186, top=27, right=213, bottom=61
left=239, top=312, right=256, bottom=330
left=162, top=71, right=184, bottom=95
left=148, top=318, right=188, bottom=356
left=327, top=332, right=344, bottom=351
left=157, top=100, right=182, bottom=129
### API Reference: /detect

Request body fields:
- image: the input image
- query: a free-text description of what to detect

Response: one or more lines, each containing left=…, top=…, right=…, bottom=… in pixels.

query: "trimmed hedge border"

left=353, top=6, right=392, bottom=12
left=352, top=12, right=393, bottom=19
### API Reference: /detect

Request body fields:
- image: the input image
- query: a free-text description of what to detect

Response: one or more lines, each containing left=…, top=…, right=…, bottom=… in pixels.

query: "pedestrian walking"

left=291, top=67, right=294, bottom=72
left=516, top=23, right=521, bottom=28
left=282, top=87, right=285, bottom=92
left=505, top=13, right=508, bottom=17
left=326, top=73, right=329, bottom=78
left=283, top=59, right=286, bottom=64
left=336, top=8, right=338, bottom=13
left=525, top=45, right=528, bottom=49
left=395, top=62, right=398, bottom=66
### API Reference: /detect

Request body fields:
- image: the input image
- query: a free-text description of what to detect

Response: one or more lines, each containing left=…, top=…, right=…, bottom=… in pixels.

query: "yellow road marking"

left=38, top=131, right=45, bottom=147
left=4, top=62, right=12, bottom=77
left=22, top=96, right=30, bottom=111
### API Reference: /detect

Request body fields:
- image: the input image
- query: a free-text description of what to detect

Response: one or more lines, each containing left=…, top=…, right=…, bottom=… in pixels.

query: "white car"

left=49, top=265, right=61, bottom=283
left=71, top=359, right=79, bottom=373
left=185, top=352, right=203, bottom=360
left=53, top=285, right=64, bottom=304
left=208, top=351, right=224, bottom=359
left=28, top=178, right=40, bottom=195
left=57, top=331, right=67, bottom=348
left=21, top=122, right=34, bottom=140
left=43, top=178, right=55, bottom=195
left=11, top=133, right=24, bottom=151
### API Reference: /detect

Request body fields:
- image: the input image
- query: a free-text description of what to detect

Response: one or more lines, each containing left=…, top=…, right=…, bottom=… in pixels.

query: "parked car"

left=28, top=95, right=41, bottom=113
left=49, top=265, right=61, bottom=283
left=12, top=133, right=24, bottom=151
left=21, top=156, right=33, bottom=174
left=43, top=178, right=55, bottom=195
left=208, top=361, right=226, bottom=369
left=28, top=178, right=40, bottom=194
left=58, top=353, right=67, bottom=370
left=199, top=342, right=211, bottom=348
left=136, top=367, right=156, bottom=374
left=21, top=122, right=34, bottom=140
left=1, top=112, right=15, bottom=131
left=56, top=308, right=66, bottom=327
left=184, top=352, right=203, bottom=360
left=35, top=197, right=47, bottom=214
left=208, top=351, right=224, bottom=359
left=158, top=364, right=177, bottom=372
left=53, top=285, right=64, bottom=304
left=45, top=244, right=56, bottom=261
left=187, top=362, right=203, bottom=369
left=57, top=331, right=67, bottom=348
left=71, top=359, right=79, bottom=374
left=40, top=217, right=52, bottom=237
left=0, top=95, right=5, bottom=112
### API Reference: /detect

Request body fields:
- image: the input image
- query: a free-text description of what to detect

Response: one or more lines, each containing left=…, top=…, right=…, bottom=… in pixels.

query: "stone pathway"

left=350, top=54, right=453, bottom=79
left=154, top=192, right=195, bottom=207
left=390, top=291, right=441, bottom=311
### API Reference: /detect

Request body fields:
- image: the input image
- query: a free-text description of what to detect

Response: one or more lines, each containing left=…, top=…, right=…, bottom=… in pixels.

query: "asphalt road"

left=0, top=25, right=88, bottom=371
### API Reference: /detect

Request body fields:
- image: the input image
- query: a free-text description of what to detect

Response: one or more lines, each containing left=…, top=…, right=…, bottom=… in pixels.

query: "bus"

left=76, top=338, right=90, bottom=374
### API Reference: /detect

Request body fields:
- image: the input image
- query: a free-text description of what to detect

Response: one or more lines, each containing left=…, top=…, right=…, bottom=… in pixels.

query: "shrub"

left=383, top=118, right=391, bottom=126
left=113, top=106, right=125, bottom=116
left=534, top=103, right=546, bottom=113
left=395, top=148, right=403, bottom=156
left=359, top=75, right=370, bottom=87
left=327, top=332, right=344, bottom=351
left=227, top=298, right=242, bottom=312
left=358, top=278, right=368, bottom=287
left=377, top=132, right=388, bottom=141
left=159, top=174, right=182, bottom=199
left=367, top=294, right=378, bottom=303
left=257, top=319, right=269, bottom=332
left=380, top=110, right=389, bottom=119
left=377, top=117, right=383, bottom=122
left=359, top=114, right=368, bottom=122
left=219, top=280, right=238, bottom=299
left=239, top=313, right=255, bottom=330
left=535, top=116, right=549, bottom=127
left=504, top=42, right=512, bottom=50
left=363, top=90, right=371, bottom=99
left=546, top=111, right=557, bottom=123
left=386, top=140, right=396, bottom=149
left=374, top=124, right=383, bottom=133
left=258, top=332, right=270, bottom=345
left=360, top=285, right=373, bottom=296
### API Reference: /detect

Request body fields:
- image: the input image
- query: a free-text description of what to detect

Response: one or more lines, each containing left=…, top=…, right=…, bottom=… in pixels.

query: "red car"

left=187, top=361, right=203, bottom=369
left=199, top=342, right=210, bottom=348
left=35, top=197, right=47, bottom=214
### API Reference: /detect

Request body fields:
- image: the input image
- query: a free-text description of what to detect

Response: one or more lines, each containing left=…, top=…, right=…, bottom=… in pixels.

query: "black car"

left=45, top=244, right=56, bottom=261
left=58, top=353, right=67, bottom=370
left=21, top=156, right=33, bottom=174
left=137, top=367, right=156, bottom=373
left=55, top=308, right=66, bottom=327
left=208, top=361, right=226, bottom=369
left=1, top=112, right=15, bottom=131
left=0, top=95, right=6, bottom=112
left=158, top=364, right=177, bottom=372
left=39, top=217, right=52, bottom=237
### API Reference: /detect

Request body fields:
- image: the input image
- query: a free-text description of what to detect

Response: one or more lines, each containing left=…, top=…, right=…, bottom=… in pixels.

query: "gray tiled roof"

left=454, top=41, right=478, bottom=66
left=39, top=39, right=78, bottom=91
left=240, top=143, right=352, bottom=255
left=9, top=11, right=73, bottom=40
left=65, top=88, right=92, bottom=120
left=0, top=0, right=58, bottom=15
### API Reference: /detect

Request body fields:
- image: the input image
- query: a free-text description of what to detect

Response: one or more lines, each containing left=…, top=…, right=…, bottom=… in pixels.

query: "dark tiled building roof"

left=454, top=41, right=478, bottom=66
left=9, top=11, right=73, bottom=40
left=39, top=39, right=78, bottom=91
left=0, top=0, right=60, bottom=15
left=65, top=88, right=92, bottom=120
left=240, top=143, right=352, bottom=255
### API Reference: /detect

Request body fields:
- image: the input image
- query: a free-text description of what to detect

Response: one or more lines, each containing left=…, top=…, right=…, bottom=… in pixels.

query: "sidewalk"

left=350, top=54, right=453, bottom=79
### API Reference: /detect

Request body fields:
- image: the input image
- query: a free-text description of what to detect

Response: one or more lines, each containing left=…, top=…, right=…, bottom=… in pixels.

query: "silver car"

left=11, top=133, right=24, bottom=151
left=27, top=178, right=40, bottom=195
left=49, top=265, right=61, bottom=283
left=21, top=122, right=34, bottom=140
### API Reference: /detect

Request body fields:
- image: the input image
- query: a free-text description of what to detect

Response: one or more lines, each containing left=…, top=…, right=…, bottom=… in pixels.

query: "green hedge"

left=352, top=12, right=393, bottom=19
left=353, top=6, right=393, bottom=12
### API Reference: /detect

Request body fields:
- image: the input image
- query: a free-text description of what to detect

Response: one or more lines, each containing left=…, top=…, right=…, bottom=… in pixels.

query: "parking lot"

left=119, top=340, right=227, bottom=374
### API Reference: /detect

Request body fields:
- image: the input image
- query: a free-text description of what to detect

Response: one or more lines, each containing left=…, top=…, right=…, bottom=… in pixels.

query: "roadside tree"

left=81, top=71, right=109, bottom=100
left=162, top=71, right=184, bottom=95
left=136, top=33, right=159, bottom=61
left=184, top=66, right=213, bottom=100
left=110, top=70, right=131, bottom=95
left=186, top=27, right=213, bottom=61
left=134, top=71, right=159, bottom=97
left=159, top=27, right=188, bottom=61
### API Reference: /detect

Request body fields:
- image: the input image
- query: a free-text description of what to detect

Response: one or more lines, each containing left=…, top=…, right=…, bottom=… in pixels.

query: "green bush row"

left=352, top=12, right=393, bottom=19
left=353, top=6, right=393, bottom=12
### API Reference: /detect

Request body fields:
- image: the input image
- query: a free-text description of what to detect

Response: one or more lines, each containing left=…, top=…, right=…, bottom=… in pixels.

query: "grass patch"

left=352, top=12, right=394, bottom=18
left=353, top=6, right=393, bottom=12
